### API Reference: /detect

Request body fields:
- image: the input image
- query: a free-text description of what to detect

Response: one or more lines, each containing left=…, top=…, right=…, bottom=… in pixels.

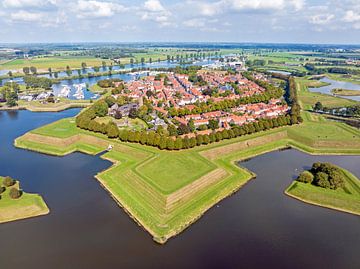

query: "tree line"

left=76, top=99, right=300, bottom=151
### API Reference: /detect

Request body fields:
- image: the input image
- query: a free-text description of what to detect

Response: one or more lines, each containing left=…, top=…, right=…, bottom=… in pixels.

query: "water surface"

left=309, top=77, right=360, bottom=102
left=0, top=110, right=359, bottom=269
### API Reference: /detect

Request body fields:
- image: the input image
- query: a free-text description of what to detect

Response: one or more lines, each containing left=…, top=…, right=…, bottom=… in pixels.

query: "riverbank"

left=0, top=100, right=91, bottom=112
left=285, top=167, right=360, bottom=216
left=13, top=113, right=360, bottom=243
left=331, top=88, right=360, bottom=96
left=0, top=177, right=49, bottom=223
left=295, top=77, right=358, bottom=110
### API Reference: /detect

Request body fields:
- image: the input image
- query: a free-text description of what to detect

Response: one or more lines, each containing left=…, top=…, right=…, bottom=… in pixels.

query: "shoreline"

left=285, top=188, right=360, bottom=216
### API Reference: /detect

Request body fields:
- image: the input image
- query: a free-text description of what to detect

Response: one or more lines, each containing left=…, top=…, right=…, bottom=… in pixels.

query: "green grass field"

left=0, top=177, right=49, bottom=223
left=14, top=112, right=360, bottom=243
left=0, top=56, right=112, bottom=72
left=285, top=167, right=360, bottom=215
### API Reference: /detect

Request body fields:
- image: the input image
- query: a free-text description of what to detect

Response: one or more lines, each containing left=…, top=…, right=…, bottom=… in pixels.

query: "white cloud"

left=144, top=0, right=165, bottom=12
left=343, top=10, right=360, bottom=22
left=309, top=14, right=335, bottom=25
left=2, top=0, right=57, bottom=9
left=10, top=10, right=44, bottom=22
left=74, top=0, right=127, bottom=19
left=8, top=9, right=66, bottom=27
left=140, top=0, right=172, bottom=26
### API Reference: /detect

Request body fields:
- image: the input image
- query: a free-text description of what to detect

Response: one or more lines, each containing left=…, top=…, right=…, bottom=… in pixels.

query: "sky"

left=0, top=0, right=359, bottom=44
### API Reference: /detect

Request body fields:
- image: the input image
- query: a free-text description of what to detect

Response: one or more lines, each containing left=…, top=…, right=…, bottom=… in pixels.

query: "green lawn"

left=285, top=167, right=360, bottom=215
left=0, top=177, right=49, bottom=223
left=138, top=151, right=216, bottom=194
left=32, top=118, right=80, bottom=138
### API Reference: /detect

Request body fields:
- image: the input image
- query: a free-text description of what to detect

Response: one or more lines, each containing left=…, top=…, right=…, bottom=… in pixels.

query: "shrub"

left=3, top=176, right=15, bottom=187
left=0, top=186, right=5, bottom=194
left=297, top=171, right=314, bottom=184
left=9, top=188, right=22, bottom=199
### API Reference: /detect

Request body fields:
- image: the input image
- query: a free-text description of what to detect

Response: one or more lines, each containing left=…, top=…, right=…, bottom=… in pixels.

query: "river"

left=0, top=109, right=359, bottom=269
left=308, top=77, right=360, bottom=102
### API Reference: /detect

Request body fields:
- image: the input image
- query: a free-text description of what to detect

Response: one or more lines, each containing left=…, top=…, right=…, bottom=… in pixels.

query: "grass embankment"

left=295, top=77, right=358, bottom=110
left=0, top=99, right=91, bottom=112
left=285, top=168, right=360, bottom=215
left=14, top=115, right=360, bottom=243
left=331, top=88, right=360, bottom=96
left=0, top=177, right=49, bottom=223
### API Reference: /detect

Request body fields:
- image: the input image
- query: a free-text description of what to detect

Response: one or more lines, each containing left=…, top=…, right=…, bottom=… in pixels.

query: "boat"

left=72, top=83, right=86, bottom=99
left=58, top=85, right=71, bottom=98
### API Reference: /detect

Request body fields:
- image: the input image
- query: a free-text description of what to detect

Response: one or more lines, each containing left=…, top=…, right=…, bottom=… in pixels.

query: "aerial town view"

left=0, top=0, right=360, bottom=268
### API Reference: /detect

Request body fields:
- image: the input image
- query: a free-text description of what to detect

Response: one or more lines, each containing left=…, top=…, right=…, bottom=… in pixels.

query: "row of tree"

left=24, top=76, right=53, bottom=89
left=76, top=99, right=300, bottom=150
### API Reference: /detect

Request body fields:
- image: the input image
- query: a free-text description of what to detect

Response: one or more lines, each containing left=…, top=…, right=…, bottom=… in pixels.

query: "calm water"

left=0, top=109, right=359, bottom=269
left=309, top=77, right=360, bottom=102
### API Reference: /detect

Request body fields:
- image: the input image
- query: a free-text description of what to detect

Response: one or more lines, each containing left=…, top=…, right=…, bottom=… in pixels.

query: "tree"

left=314, top=101, right=323, bottom=111
left=6, top=92, right=17, bottom=107
left=3, top=176, right=15, bottom=187
left=30, top=66, right=37, bottom=74
left=297, top=171, right=314, bottom=184
left=166, top=138, right=175, bottom=150
left=106, top=122, right=119, bottom=138
left=9, top=188, right=22, bottom=199
left=168, top=125, right=177, bottom=136
left=188, top=119, right=195, bottom=132
left=208, top=119, right=219, bottom=130
left=23, top=67, right=30, bottom=75
left=66, top=65, right=72, bottom=76
left=314, top=172, right=330, bottom=189
left=93, top=100, right=108, bottom=117
left=81, top=62, right=87, bottom=69
left=177, top=124, right=190, bottom=135
left=105, top=96, right=116, bottom=107
left=328, top=170, right=345, bottom=190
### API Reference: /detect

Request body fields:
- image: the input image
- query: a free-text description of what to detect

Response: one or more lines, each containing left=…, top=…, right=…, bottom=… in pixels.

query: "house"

left=109, top=103, right=139, bottom=117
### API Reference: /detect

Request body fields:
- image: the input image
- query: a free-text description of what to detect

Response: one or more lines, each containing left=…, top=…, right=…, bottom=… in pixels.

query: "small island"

left=285, top=162, right=360, bottom=215
left=331, top=88, right=360, bottom=96
left=0, top=176, right=49, bottom=223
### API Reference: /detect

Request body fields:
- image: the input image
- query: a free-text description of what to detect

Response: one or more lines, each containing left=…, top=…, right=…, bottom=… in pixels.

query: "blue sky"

left=0, top=0, right=359, bottom=44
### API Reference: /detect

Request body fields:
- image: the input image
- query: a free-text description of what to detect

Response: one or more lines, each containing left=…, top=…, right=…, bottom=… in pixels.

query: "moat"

left=0, top=109, right=359, bottom=269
